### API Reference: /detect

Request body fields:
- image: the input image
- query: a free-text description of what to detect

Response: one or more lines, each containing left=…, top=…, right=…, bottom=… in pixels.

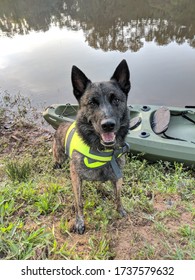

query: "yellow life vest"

left=65, top=121, right=129, bottom=178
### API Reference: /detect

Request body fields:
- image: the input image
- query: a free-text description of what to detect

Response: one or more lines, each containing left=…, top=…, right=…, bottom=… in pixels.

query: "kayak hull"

left=43, top=104, right=195, bottom=165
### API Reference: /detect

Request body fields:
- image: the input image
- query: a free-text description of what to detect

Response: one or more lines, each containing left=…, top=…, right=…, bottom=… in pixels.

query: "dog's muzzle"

left=100, top=118, right=116, bottom=146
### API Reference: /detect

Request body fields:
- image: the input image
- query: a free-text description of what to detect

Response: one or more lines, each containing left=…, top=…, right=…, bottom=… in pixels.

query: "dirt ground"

left=0, top=119, right=194, bottom=260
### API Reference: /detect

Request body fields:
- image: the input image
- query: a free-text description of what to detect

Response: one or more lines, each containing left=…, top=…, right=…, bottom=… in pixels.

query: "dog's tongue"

left=101, top=132, right=116, bottom=144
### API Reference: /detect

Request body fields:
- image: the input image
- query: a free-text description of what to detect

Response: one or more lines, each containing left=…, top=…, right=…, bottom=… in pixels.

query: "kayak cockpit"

left=129, top=105, right=195, bottom=143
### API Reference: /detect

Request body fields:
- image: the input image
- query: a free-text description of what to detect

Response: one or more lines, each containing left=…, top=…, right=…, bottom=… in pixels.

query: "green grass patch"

left=5, top=160, right=32, bottom=183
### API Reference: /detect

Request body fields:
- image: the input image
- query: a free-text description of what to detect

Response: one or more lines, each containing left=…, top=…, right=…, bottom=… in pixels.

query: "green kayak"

left=43, top=103, right=195, bottom=165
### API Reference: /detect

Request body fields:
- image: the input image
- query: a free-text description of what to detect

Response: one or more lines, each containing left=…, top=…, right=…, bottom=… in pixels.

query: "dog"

left=53, top=59, right=131, bottom=234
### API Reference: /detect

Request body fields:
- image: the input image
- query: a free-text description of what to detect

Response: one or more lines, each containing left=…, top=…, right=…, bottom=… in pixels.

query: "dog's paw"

left=53, top=162, right=62, bottom=169
left=74, top=217, right=85, bottom=234
left=118, top=207, right=127, bottom=217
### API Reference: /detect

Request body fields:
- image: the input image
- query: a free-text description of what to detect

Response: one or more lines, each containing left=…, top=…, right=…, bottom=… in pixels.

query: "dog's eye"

left=114, top=98, right=120, bottom=104
left=88, top=98, right=99, bottom=107
left=110, top=94, right=120, bottom=105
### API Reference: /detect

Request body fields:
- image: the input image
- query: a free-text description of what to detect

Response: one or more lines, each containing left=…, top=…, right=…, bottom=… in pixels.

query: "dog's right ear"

left=71, top=66, right=91, bottom=102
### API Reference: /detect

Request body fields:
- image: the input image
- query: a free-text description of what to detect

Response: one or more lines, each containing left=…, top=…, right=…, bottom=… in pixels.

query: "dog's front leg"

left=70, top=161, right=85, bottom=234
left=113, top=178, right=127, bottom=217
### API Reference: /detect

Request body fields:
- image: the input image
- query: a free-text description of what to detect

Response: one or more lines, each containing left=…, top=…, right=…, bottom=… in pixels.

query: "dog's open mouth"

left=100, top=132, right=116, bottom=147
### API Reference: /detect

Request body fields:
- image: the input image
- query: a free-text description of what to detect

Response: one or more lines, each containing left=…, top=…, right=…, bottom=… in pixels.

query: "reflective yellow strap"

left=84, top=157, right=107, bottom=168
left=65, top=122, right=76, bottom=157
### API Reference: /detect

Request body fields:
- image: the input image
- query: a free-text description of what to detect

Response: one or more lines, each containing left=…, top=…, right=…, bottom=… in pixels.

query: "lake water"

left=0, top=0, right=195, bottom=108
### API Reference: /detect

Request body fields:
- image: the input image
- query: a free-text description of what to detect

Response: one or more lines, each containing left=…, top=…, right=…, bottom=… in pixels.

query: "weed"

left=178, top=225, right=195, bottom=238
left=153, top=221, right=170, bottom=235
left=0, top=108, right=6, bottom=126
left=185, top=204, right=195, bottom=219
left=0, top=226, right=52, bottom=259
left=5, top=160, right=31, bottom=183
left=158, top=207, right=180, bottom=220
left=51, top=240, right=79, bottom=260
left=59, top=218, right=72, bottom=236
left=0, top=91, right=39, bottom=124
left=170, top=246, right=185, bottom=260
left=34, top=193, right=60, bottom=215
left=177, top=179, right=195, bottom=201
left=134, top=242, right=156, bottom=260
left=88, top=235, right=114, bottom=260
left=13, top=182, right=37, bottom=203
left=0, top=198, right=16, bottom=223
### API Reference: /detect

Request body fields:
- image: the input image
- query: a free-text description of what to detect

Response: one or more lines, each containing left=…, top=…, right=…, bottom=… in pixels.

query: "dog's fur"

left=53, top=60, right=131, bottom=234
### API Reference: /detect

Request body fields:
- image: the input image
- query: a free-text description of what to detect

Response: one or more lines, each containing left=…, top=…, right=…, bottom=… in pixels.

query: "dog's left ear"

left=110, top=59, right=131, bottom=96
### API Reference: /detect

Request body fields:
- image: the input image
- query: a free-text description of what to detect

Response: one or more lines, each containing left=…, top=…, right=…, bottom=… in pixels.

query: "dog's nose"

left=101, top=118, right=116, bottom=132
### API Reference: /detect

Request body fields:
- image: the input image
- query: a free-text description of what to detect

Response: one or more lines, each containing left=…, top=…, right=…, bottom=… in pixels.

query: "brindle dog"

left=53, top=59, right=131, bottom=234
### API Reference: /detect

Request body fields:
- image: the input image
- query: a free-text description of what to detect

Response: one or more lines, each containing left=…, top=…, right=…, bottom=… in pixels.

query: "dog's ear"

left=71, top=66, right=91, bottom=101
left=110, top=59, right=131, bottom=96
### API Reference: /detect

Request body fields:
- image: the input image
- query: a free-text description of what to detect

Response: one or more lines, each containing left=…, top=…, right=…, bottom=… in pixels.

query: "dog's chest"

left=71, top=151, right=125, bottom=181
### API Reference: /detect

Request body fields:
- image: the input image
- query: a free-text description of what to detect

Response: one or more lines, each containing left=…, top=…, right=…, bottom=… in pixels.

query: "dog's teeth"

left=101, top=132, right=116, bottom=143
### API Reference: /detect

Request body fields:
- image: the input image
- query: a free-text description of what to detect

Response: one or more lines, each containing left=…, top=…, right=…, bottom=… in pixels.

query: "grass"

left=0, top=92, right=194, bottom=260
left=1, top=152, right=194, bottom=260
left=5, top=160, right=32, bottom=182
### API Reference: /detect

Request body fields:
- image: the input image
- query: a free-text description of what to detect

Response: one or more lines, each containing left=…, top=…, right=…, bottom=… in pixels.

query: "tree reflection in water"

left=0, top=0, right=195, bottom=52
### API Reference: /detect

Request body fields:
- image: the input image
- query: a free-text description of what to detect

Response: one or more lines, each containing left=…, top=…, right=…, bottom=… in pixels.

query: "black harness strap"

left=111, top=143, right=130, bottom=180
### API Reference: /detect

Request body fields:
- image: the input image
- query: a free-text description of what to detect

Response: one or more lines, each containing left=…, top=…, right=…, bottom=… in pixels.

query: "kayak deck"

left=128, top=105, right=195, bottom=164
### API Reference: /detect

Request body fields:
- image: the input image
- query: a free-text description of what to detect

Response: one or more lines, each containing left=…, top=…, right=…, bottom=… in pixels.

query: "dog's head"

left=71, top=60, right=131, bottom=149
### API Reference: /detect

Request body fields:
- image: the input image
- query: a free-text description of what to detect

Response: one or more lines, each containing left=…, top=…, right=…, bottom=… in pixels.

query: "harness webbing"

left=65, top=122, right=130, bottom=179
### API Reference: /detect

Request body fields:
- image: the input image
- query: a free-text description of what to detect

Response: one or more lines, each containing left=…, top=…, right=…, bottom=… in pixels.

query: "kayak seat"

left=152, top=107, right=170, bottom=134
left=129, top=116, right=142, bottom=130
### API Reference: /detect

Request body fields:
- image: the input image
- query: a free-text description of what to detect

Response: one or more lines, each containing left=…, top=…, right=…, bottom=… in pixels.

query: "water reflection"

left=0, top=0, right=195, bottom=107
left=0, top=0, right=195, bottom=52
